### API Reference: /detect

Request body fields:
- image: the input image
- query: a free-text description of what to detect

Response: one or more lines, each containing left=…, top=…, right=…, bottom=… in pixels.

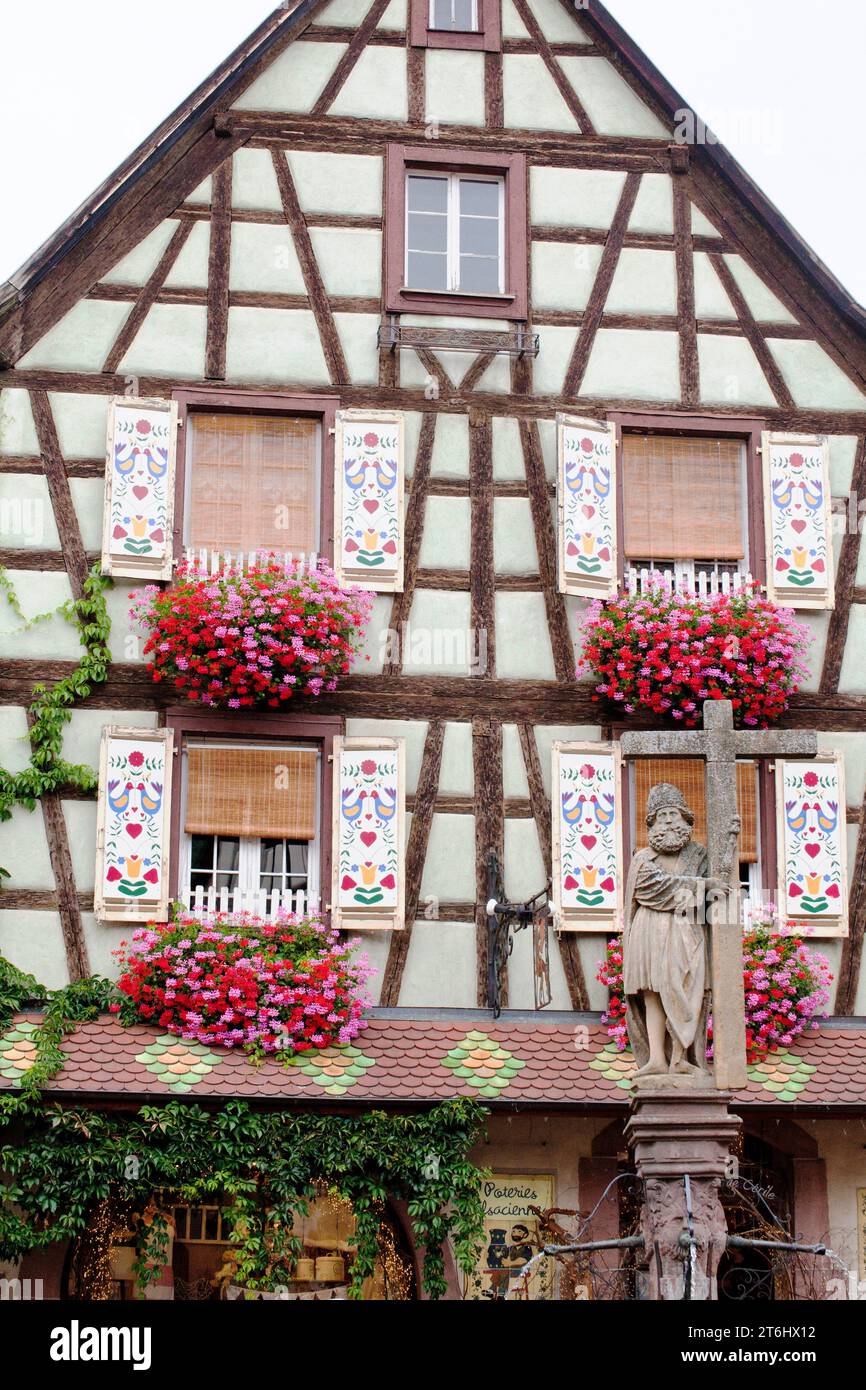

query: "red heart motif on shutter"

left=360, top=831, right=377, bottom=848
left=126, top=824, right=143, bottom=839
left=804, top=842, right=821, bottom=859
left=363, top=500, right=379, bottom=514
left=133, top=486, right=149, bottom=501
left=582, top=505, right=595, bottom=519
left=581, top=835, right=597, bottom=850
left=791, top=519, right=807, bottom=534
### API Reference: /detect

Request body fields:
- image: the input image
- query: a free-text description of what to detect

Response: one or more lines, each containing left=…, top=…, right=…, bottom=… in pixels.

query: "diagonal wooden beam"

left=204, top=158, right=234, bottom=380
left=672, top=181, right=699, bottom=408
left=562, top=172, right=641, bottom=397
left=469, top=413, right=496, bottom=677
left=518, top=723, right=589, bottom=1010
left=462, top=351, right=498, bottom=393
left=380, top=719, right=445, bottom=1006
left=510, top=0, right=594, bottom=133
left=709, top=252, right=795, bottom=409
left=383, top=413, right=437, bottom=677
left=474, top=716, right=505, bottom=1007
left=414, top=347, right=456, bottom=399
left=25, top=711, right=90, bottom=982
left=836, top=790, right=866, bottom=1015
left=271, top=149, right=349, bottom=385
left=102, top=220, right=194, bottom=375
left=29, top=390, right=89, bottom=601
left=519, top=419, right=575, bottom=682
left=821, top=433, right=866, bottom=693
left=311, top=0, right=392, bottom=116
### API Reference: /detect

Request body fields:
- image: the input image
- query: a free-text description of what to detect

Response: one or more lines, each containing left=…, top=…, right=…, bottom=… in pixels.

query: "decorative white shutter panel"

left=95, top=727, right=174, bottom=924
left=776, top=753, right=848, bottom=937
left=334, top=410, right=405, bottom=592
left=763, top=432, right=834, bottom=609
left=101, top=397, right=179, bottom=581
left=331, top=737, right=405, bottom=931
left=557, top=415, right=618, bottom=598
left=551, top=742, right=624, bottom=933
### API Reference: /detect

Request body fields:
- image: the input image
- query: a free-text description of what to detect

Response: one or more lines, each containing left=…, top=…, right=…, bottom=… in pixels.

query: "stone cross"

left=621, top=700, right=817, bottom=1091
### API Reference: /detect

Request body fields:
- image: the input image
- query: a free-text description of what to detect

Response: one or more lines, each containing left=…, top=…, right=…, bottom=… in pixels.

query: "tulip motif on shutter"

left=552, top=743, right=623, bottom=932
left=332, top=738, right=405, bottom=930
left=763, top=432, right=834, bottom=609
left=95, top=728, right=174, bottom=923
left=335, top=411, right=404, bottom=592
left=557, top=415, right=618, bottom=597
left=101, top=397, right=178, bottom=581
left=777, top=756, right=848, bottom=935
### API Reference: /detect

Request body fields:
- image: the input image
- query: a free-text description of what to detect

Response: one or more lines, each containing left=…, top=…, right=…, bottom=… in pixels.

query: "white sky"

left=1, top=0, right=864, bottom=307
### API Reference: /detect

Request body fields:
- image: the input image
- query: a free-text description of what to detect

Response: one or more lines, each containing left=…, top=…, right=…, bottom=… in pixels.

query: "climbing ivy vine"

left=0, top=565, right=112, bottom=876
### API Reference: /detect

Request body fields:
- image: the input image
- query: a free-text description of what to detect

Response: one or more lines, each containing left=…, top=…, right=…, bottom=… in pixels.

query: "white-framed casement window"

left=429, top=0, right=479, bottom=30
left=405, top=171, right=504, bottom=296
left=179, top=740, right=321, bottom=915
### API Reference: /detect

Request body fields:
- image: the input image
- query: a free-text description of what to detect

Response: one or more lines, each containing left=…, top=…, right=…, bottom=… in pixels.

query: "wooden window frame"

left=409, top=0, right=501, bottom=51
left=615, top=736, right=779, bottom=905
left=385, top=145, right=527, bottom=320
left=166, top=709, right=342, bottom=914
left=609, top=412, right=768, bottom=589
left=171, top=388, right=338, bottom=568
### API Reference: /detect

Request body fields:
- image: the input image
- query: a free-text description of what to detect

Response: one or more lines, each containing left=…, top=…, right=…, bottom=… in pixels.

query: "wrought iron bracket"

left=486, top=851, right=552, bottom=1017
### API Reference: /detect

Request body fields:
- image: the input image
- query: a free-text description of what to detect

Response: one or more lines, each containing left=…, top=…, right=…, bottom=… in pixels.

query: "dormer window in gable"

left=409, top=0, right=502, bottom=50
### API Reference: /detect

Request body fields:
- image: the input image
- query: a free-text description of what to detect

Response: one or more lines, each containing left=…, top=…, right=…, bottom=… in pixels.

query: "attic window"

left=409, top=0, right=501, bottom=50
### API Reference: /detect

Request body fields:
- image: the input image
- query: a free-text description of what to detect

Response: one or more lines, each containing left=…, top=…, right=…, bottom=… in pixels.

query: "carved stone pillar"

left=625, top=1087, right=741, bottom=1300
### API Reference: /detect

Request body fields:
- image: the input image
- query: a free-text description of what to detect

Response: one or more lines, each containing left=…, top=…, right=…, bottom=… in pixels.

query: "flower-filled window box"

left=130, top=556, right=372, bottom=709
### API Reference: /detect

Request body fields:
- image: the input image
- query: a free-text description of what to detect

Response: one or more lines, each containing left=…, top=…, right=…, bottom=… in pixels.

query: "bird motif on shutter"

left=334, top=410, right=405, bottom=592
left=777, top=756, right=848, bottom=936
left=763, top=432, right=834, bottom=609
left=557, top=415, right=618, bottom=598
left=331, top=738, right=405, bottom=931
left=101, top=397, right=179, bottom=581
left=95, top=728, right=174, bottom=924
left=552, top=742, right=624, bottom=932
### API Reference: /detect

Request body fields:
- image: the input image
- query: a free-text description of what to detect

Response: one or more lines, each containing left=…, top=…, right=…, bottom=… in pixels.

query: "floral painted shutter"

left=551, top=742, right=624, bottom=932
left=762, top=432, right=834, bottom=609
left=94, top=727, right=174, bottom=924
left=557, top=415, right=618, bottom=598
left=331, top=737, right=406, bottom=931
left=101, top=397, right=179, bottom=581
left=776, top=754, right=848, bottom=937
left=334, top=410, right=405, bottom=592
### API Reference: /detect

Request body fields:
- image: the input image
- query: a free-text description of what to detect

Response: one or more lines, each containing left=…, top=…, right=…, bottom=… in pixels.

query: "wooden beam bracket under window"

left=378, top=317, right=539, bottom=357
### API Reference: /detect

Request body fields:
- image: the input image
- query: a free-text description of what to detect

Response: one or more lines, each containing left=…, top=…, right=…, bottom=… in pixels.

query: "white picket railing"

left=183, top=548, right=320, bottom=578
left=178, top=885, right=320, bottom=920
left=625, top=563, right=754, bottom=599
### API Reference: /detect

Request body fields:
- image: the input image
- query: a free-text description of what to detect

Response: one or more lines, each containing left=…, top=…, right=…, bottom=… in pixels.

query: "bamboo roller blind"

left=634, top=758, right=758, bottom=862
left=188, top=413, right=318, bottom=555
left=185, top=746, right=318, bottom=840
left=622, top=434, right=746, bottom=562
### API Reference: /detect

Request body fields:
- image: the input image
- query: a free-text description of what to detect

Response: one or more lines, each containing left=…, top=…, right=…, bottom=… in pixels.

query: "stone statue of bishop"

left=623, top=783, right=739, bottom=1079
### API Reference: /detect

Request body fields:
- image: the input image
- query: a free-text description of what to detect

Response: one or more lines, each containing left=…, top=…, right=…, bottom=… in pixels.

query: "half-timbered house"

left=1, top=0, right=865, bottom=1300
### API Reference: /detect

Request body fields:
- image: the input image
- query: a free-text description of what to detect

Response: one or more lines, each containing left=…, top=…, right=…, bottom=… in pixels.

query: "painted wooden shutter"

left=334, top=410, right=405, bottom=592
left=331, top=736, right=405, bottom=931
left=762, top=432, right=834, bottom=609
left=95, top=727, right=174, bottom=924
left=776, top=753, right=848, bottom=937
left=557, top=414, right=618, bottom=598
left=101, top=396, right=179, bottom=581
left=551, top=741, right=624, bottom=933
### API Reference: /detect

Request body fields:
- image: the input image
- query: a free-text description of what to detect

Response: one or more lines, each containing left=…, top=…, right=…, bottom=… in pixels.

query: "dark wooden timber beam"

left=672, top=181, right=698, bottom=408
left=469, top=414, right=496, bottom=677
left=311, top=0, right=392, bottom=116
left=709, top=251, right=796, bottom=410
left=520, top=419, right=575, bottom=682
left=563, top=172, right=641, bottom=396
left=473, top=717, right=505, bottom=1007
left=204, top=158, right=233, bottom=380
left=383, top=413, right=436, bottom=678
left=28, top=390, right=89, bottom=600
left=821, top=434, right=866, bottom=694
left=836, top=789, right=866, bottom=1015
left=102, top=219, right=194, bottom=375
left=380, top=719, right=445, bottom=1006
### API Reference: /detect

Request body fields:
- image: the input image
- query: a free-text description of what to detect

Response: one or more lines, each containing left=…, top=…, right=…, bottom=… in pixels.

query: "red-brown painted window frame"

left=615, top=738, right=778, bottom=900
left=166, top=709, right=343, bottom=911
left=608, top=412, right=768, bottom=590
left=408, top=0, right=501, bottom=51
left=171, top=388, right=338, bottom=567
left=385, top=144, right=528, bottom=321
